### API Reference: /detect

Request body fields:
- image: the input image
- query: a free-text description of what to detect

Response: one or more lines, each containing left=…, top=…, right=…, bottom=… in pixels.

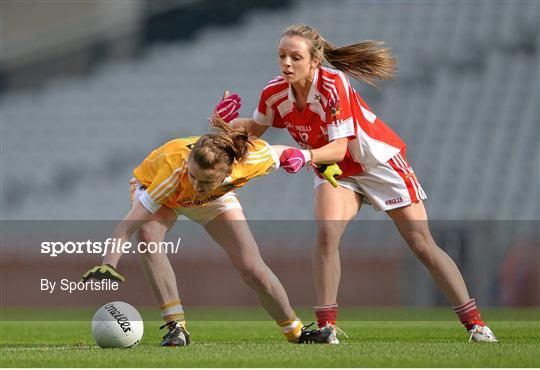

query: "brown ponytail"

left=282, top=24, right=397, bottom=87
left=191, top=116, right=253, bottom=171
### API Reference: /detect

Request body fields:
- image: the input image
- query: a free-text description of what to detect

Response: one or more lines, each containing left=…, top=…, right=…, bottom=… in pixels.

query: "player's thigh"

left=387, top=200, right=434, bottom=247
left=314, top=182, right=362, bottom=240
left=314, top=182, right=362, bottom=220
left=130, top=177, right=176, bottom=241
left=134, top=203, right=177, bottom=266
left=387, top=199, right=428, bottom=221
left=134, top=199, right=177, bottom=242
left=204, top=208, right=263, bottom=269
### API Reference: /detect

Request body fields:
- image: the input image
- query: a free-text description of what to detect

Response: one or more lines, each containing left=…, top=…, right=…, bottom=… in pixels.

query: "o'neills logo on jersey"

left=104, top=303, right=132, bottom=333
left=294, top=125, right=312, bottom=132
left=385, top=197, right=403, bottom=206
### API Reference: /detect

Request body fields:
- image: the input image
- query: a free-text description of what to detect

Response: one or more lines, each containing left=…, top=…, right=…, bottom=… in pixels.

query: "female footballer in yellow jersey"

left=82, top=116, right=333, bottom=346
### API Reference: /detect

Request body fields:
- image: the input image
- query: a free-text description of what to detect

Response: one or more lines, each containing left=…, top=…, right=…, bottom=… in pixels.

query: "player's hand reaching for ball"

left=81, top=264, right=126, bottom=282
left=213, top=90, right=242, bottom=123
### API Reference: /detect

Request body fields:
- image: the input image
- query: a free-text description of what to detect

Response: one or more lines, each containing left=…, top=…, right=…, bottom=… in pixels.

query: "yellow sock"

left=277, top=315, right=303, bottom=342
left=159, top=299, right=186, bottom=327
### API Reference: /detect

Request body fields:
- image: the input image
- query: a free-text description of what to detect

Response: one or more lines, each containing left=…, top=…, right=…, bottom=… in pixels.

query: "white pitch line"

left=1, top=345, right=94, bottom=351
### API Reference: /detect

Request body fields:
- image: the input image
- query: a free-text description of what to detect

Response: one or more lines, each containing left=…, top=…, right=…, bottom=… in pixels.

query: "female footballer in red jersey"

left=82, top=113, right=333, bottom=346
left=229, top=24, right=496, bottom=343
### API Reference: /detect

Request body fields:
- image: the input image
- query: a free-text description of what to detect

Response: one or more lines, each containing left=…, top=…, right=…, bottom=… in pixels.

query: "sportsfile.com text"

left=40, top=238, right=181, bottom=257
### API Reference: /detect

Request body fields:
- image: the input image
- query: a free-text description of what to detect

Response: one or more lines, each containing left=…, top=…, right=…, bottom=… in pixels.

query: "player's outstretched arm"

left=270, top=145, right=290, bottom=159
left=230, top=118, right=269, bottom=138
left=276, top=137, right=348, bottom=174
left=213, top=90, right=269, bottom=138
left=81, top=202, right=153, bottom=282
left=102, top=202, right=153, bottom=267
left=310, top=137, right=348, bottom=165
left=274, top=145, right=342, bottom=187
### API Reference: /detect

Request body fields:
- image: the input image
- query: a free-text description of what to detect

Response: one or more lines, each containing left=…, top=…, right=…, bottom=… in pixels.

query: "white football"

left=92, top=301, right=144, bottom=348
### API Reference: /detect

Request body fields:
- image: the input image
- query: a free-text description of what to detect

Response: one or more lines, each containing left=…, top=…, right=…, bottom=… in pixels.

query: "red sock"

left=314, top=303, right=338, bottom=328
left=453, top=298, right=485, bottom=331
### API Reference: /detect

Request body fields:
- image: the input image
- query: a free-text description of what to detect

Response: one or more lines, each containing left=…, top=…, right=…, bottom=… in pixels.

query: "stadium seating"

left=2, top=0, right=538, bottom=221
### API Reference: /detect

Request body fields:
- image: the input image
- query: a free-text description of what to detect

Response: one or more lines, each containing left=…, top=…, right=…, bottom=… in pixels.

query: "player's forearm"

left=101, top=239, right=126, bottom=268
left=229, top=117, right=253, bottom=131
left=102, top=203, right=152, bottom=267
left=311, top=138, right=348, bottom=165
left=230, top=118, right=268, bottom=138
left=271, top=145, right=290, bottom=159
left=101, top=224, right=134, bottom=267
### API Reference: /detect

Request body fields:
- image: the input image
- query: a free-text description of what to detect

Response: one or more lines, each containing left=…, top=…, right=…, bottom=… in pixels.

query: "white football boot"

left=468, top=325, right=497, bottom=342
left=324, top=324, right=349, bottom=345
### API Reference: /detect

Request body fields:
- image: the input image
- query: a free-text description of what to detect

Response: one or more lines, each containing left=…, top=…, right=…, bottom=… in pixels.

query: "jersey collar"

left=287, top=67, right=320, bottom=104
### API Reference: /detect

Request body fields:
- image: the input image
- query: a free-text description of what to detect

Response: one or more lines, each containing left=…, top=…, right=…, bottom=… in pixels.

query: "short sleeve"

left=234, top=140, right=279, bottom=186
left=253, top=89, right=274, bottom=127
left=252, top=79, right=287, bottom=128
left=326, top=72, right=357, bottom=141
left=140, top=161, right=183, bottom=213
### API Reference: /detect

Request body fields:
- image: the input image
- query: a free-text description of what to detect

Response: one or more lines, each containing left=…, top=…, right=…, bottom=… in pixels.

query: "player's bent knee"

left=405, top=232, right=436, bottom=265
left=316, top=222, right=347, bottom=249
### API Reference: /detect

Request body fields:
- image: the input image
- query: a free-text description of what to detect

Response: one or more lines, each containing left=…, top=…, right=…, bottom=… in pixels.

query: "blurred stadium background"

left=1, top=0, right=539, bottom=309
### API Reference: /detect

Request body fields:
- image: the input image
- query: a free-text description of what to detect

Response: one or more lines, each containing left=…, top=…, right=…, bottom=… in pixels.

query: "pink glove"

left=280, top=148, right=311, bottom=173
left=214, top=93, right=242, bottom=123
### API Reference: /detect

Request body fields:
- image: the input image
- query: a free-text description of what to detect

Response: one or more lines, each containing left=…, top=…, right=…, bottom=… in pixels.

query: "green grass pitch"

left=1, top=308, right=539, bottom=367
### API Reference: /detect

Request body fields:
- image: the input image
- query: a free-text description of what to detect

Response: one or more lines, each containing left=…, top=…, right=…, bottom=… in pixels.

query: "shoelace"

left=160, top=321, right=181, bottom=340
left=301, top=322, right=316, bottom=332
left=468, top=325, right=488, bottom=342
left=160, top=321, right=178, bottom=331
left=468, top=328, right=475, bottom=343
left=328, top=324, right=349, bottom=339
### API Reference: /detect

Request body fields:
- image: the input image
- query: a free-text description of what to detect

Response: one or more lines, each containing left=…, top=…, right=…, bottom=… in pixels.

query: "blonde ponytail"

left=191, top=116, right=253, bottom=171
left=282, top=24, right=397, bottom=86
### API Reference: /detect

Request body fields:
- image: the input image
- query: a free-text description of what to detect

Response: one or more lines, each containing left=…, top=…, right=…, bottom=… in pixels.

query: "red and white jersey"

left=253, top=66, right=406, bottom=178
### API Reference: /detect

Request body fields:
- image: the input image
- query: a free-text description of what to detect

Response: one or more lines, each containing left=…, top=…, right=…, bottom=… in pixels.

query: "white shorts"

left=130, top=178, right=242, bottom=225
left=313, top=151, right=427, bottom=211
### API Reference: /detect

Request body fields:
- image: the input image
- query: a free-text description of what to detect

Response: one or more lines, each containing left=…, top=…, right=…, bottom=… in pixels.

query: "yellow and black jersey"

left=132, top=136, right=279, bottom=212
